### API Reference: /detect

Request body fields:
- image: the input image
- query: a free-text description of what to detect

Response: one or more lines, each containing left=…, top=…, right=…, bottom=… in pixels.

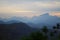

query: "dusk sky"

left=0, top=0, right=60, bottom=18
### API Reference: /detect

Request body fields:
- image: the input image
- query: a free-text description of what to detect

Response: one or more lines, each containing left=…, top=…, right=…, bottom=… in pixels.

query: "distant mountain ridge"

left=28, top=13, right=60, bottom=28
left=0, top=13, right=60, bottom=28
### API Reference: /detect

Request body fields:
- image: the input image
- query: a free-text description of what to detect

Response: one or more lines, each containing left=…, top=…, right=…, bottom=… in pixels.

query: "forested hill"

left=0, top=22, right=38, bottom=40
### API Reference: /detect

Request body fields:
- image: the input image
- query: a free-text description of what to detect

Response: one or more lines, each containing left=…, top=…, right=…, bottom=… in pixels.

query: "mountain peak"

left=41, top=13, right=49, bottom=16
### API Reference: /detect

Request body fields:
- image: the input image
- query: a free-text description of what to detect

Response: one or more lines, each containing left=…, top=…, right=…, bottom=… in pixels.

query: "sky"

left=0, top=0, right=60, bottom=18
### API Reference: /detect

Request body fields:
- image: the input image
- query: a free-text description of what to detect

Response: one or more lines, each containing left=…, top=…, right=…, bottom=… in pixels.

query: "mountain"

left=0, top=13, right=60, bottom=40
left=27, top=13, right=60, bottom=28
left=0, top=16, right=31, bottom=24
left=0, top=22, right=38, bottom=40
left=0, top=13, right=60, bottom=28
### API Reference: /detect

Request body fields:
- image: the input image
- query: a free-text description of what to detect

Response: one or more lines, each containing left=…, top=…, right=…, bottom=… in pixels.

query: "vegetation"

left=22, top=23, right=60, bottom=40
left=0, top=23, right=60, bottom=40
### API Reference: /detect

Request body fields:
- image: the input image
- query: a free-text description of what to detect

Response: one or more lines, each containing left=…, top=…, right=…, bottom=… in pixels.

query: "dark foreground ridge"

left=0, top=22, right=60, bottom=40
left=0, top=22, right=35, bottom=40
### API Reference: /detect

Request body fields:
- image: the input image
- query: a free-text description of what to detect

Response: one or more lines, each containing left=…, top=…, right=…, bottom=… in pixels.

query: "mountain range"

left=0, top=22, right=39, bottom=40
left=0, top=13, right=60, bottom=28
left=0, top=13, right=60, bottom=40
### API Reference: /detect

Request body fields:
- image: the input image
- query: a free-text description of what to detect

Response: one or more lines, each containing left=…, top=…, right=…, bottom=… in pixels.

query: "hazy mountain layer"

left=0, top=13, right=60, bottom=28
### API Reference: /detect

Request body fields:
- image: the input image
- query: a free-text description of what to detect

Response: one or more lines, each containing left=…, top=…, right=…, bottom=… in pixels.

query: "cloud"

left=0, top=12, right=41, bottom=18
left=50, top=12, right=60, bottom=17
left=0, top=1, right=60, bottom=13
left=0, top=0, right=60, bottom=18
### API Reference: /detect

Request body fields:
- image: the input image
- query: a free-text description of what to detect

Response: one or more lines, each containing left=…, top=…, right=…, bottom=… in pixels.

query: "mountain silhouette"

left=0, top=22, right=37, bottom=40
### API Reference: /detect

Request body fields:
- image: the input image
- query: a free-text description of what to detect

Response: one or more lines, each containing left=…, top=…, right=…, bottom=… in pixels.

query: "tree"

left=50, top=32, right=54, bottom=37
left=50, top=31, right=55, bottom=40
left=56, top=23, right=60, bottom=29
left=42, top=26, right=48, bottom=34
left=53, top=26, right=57, bottom=33
left=22, top=31, right=46, bottom=40
left=30, top=31, right=44, bottom=40
left=53, top=26, right=56, bottom=29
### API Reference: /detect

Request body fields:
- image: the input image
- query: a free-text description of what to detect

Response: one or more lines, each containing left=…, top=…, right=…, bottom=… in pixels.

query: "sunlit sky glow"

left=0, top=0, right=60, bottom=18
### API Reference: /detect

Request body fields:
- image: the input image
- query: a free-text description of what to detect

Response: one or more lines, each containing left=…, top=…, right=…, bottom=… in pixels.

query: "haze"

left=0, top=0, right=60, bottom=18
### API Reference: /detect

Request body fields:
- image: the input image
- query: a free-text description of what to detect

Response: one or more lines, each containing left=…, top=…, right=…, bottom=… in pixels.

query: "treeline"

left=21, top=23, right=60, bottom=40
